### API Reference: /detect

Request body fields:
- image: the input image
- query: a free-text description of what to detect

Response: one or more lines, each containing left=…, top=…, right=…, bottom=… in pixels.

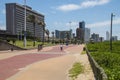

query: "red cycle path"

left=0, top=53, right=63, bottom=80
left=44, top=45, right=74, bottom=52
left=0, top=45, right=75, bottom=80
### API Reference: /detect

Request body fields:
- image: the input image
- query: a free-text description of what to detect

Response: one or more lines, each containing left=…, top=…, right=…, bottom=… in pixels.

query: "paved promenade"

left=0, top=44, right=94, bottom=80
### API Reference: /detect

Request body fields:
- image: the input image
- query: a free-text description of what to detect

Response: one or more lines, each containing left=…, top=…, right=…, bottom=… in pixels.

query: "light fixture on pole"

left=69, top=21, right=71, bottom=30
left=69, top=21, right=72, bottom=39
left=43, top=22, right=45, bottom=44
left=110, top=13, right=115, bottom=52
left=24, top=0, right=27, bottom=47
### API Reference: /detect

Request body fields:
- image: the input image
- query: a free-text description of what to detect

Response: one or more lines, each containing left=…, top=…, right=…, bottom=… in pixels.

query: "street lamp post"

left=69, top=21, right=72, bottom=41
left=21, top=23, right=22, bottom=40
left=69, top=21, right=71, bottom=30
left=110, top=13, right=115, bottom=52
left=24, top=0, right=27, bottom=47
left=41, top=22, right=45, bottom=44
left=52, top=32, right=54, bottom=43
left=43, top=24, right=45, bottom=44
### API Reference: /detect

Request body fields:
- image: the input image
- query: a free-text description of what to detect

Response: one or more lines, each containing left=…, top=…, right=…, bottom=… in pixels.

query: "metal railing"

left=85, top=47, right=108, bottom=80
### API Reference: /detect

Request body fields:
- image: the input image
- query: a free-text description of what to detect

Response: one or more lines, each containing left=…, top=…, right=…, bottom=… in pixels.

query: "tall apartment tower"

left=76, top=28, right=83, bottom=40
left=76, top=21, right=85, bottom=42
left=106, top=31, right=110, bottom=41
left=6, top=3, right=45, bottom=39
left=79, top=21, right=85, bottom=29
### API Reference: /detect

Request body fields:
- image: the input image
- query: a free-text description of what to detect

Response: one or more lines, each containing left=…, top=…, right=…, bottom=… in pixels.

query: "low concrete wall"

left=86, top=47, right=108, bottom=80
left=0, top=40, right=26, bottom=51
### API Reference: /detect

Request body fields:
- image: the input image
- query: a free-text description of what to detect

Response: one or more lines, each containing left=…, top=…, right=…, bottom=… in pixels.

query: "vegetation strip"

left=87, top=41, right=120, bottom=80
left=69, top=62, right=84, bottom=80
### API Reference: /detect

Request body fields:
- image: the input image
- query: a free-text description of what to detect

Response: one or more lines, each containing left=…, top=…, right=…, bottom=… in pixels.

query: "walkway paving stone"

left=0, top=44, right=94, bottom=80
left=0, top=54, right=63, bottom=80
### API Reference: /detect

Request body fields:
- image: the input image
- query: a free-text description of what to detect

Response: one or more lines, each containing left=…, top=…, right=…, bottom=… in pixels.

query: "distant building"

left=91, top=33, right=99, bottom=42
left=70, top=29, right=72, bottom=39
left=84, top=28, right=90, bottom=43
left=55, top=30, right=72, bottom=40
left=79, top=21, right=85, bottom=29
left=72, top=33, right=75, bottom=38
left=76, top=28, right=84, bottom=42
left=99, top=37, right=104, bottom=42
left=6, top=3, right=45, bottom=39
left=0, top=30, right=6, bottom=38
left=112, top=36, right=118, bottom=41
left=106, top=31, right=110, bottom=41
left=76, top=21, right=85, bottom=42
left=0, top=30, right=6, bottom=34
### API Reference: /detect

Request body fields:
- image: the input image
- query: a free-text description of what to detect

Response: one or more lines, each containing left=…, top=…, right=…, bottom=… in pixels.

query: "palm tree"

left=45, top=29, right=50, bottom=42
left=27, top=15, right=36, bottom=46
left=51, top=32, right=54, bottom=43
left=26, top=31, right=31, bottom=37
left=38, top=21, right=45, bottom=44
left=27, top=14, right=46, bottom=46
left=66, top=32, right=70, bottom=40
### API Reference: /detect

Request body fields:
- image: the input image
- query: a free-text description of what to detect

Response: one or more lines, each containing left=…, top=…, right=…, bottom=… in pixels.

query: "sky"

left=0, top=0, right=120, bottom=39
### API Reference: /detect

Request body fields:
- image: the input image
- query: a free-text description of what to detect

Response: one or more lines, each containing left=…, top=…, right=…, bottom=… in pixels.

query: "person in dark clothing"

left=60, top=44, right=63, bottom=51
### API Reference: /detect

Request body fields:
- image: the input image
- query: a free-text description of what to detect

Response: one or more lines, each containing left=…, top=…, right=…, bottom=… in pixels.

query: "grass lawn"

left=69, top=62, right=84, bottom=80
left=81, top=51, right=86, bottom=54
left=9, top=40, right=56, bottom=49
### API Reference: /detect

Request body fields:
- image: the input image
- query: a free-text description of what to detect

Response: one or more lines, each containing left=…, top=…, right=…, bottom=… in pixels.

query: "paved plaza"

left=0, top=44, right=94, bottom=80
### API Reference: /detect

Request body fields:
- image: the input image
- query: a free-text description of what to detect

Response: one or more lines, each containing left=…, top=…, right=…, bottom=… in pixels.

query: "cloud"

left=51, top=11, right=57, bottom=14
left=57, top=0, right=110, bottom=12
left=53, top=22, right=63, bottom=26
left=80, top=0, right=110, bottom=8
left=0, top=20, right=6, bottom=30
left=57, top=4, right=80, bottom=12
left=86, top=18, right=120, bottom=28
left=66, top=21, right=78, bottom=28
left=0, top=24, right=6, bottom=30
left=52, top=21, right=79, bottom=31
left=52, top=17, right=120, bottom=31
left=1, top=9, right=6, bottom=14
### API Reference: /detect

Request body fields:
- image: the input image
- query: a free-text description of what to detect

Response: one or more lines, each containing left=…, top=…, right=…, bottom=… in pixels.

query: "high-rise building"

left=70, top=29, right=72, bottom=39
left=79, top=21, right=85, bottom=29
left=76, top=28, right=83, bottom=40
left=84, top=28, right=90, bottom=43
left=6, top=3, right=45, bottom=39
left=106, top=31, right=110, bottom=41
left=76, top=21, right=85, bottom=42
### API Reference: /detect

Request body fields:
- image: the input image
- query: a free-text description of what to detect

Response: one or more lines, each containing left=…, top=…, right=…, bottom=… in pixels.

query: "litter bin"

left=38, top=44, right=43, bottom=51
left=11, top=48, right=13, bottom=51
left=83, top=47, right=86, bottom=51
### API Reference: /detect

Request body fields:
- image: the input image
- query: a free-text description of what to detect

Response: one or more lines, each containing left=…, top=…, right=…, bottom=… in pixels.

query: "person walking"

left=60, top=44, right=63, bottom=51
